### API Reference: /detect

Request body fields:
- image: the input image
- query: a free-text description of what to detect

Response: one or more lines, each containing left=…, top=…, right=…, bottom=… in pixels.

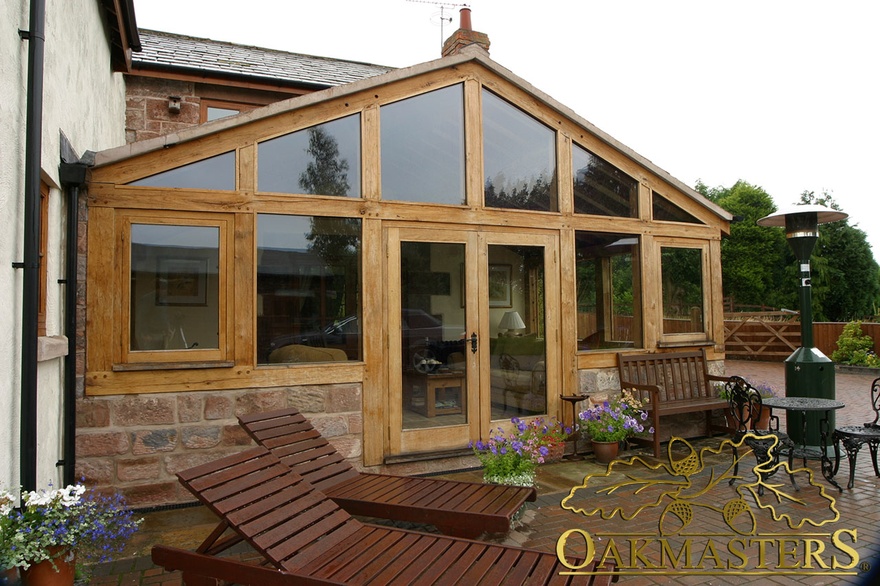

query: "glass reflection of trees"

left=257, top=127, right=362, bottom=363
left=572, top=144, right=638, bottom=218
left=257, top=114, right=360, bottom=196
left=482, top=90, right=557, bottom=212
left=661, top=247, right=704, bottom=333
left=575, top=232, right=641, bottom=349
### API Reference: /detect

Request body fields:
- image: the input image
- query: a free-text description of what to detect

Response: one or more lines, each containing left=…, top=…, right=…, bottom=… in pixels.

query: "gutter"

left=17, top=0, right=46, bottom=493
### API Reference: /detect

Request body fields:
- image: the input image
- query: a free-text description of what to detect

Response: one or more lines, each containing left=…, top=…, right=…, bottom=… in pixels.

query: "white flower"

left=59, top=484, right=85, bottom=506
left=23, top=489, right=54, bottom=507
left=0, top=490, right=14, bottom=515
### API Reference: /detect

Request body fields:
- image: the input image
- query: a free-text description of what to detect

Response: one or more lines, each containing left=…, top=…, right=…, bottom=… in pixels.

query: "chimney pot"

left=441, top=7, right=490, bottom=57
left=459, top=7, right=472, bottom=31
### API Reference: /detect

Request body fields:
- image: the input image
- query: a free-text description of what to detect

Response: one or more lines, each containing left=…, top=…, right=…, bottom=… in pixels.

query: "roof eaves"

left=129, top=61, right=333, bottom=93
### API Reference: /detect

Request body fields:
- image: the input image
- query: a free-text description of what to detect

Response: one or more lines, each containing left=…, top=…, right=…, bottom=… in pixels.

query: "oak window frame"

left=118, top=211, right=234, bottom=369
left=656, top=239, right=712, bottom=346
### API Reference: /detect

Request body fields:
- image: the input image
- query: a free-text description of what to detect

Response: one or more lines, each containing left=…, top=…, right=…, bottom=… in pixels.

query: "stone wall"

left=124, top=76, right=200, bottom=143
left=75, top=383, right=362, bottom=507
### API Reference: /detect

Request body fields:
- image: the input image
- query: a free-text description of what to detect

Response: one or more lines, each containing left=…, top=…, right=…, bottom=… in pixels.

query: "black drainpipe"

left=58, top=161, right=87, bottom=486
left=17, top=0, right=46, bottom=493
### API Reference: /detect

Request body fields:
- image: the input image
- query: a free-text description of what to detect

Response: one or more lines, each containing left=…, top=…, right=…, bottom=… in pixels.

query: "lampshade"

left=498, top=311, right=526, bottom=331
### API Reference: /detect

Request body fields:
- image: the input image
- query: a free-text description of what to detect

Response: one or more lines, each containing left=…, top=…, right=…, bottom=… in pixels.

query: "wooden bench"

left=618, top=349, right=730, bottom=457
left=152, top=446, right=616, bottom=585
left=238, top=407, right=536, bottom=538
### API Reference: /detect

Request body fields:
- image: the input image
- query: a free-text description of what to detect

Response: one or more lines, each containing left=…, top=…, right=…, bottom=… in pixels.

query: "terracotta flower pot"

left=725, top=406, right=772, bottom=431
left=19, top=548, right=75, bottom=586
left=591, top=440, right=620, bottom=464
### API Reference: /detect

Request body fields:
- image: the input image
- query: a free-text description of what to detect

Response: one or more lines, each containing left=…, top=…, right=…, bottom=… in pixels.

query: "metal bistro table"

left=763, top=396, right=845, bottom=492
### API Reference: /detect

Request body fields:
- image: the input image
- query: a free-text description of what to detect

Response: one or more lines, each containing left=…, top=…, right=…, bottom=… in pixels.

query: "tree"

left=798, top=190, right=880, bottom=321
left=696, top=180, right=794, bottom=310
left=299, top=127, right=360, bottom=322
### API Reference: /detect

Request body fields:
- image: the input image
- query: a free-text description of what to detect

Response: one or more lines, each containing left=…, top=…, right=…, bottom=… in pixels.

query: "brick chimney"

left=441, top=7, right=490, bottom=57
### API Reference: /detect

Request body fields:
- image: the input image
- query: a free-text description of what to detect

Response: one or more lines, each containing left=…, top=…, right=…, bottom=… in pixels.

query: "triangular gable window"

left=258, top=114, right=361, bottom=197
left=652, top=191, right=704, bottom=224
left=483, top=90, right=557, bottom=212
left=572, top=144, right=638, bottom=217
left=128, top=152, right=236, bottom=190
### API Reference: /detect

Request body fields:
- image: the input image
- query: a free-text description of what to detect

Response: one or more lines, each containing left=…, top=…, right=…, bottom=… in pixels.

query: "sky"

left=134, top=0, right=880, bottom=256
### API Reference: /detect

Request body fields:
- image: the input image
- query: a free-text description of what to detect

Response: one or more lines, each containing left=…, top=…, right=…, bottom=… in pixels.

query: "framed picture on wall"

left=488, top=264, right=512, bottom=307
left=156, top=257, right=208, bottom=306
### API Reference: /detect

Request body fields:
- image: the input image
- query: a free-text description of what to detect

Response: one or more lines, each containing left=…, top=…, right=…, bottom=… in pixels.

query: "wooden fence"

left=723, top=314, right=880, bottom=361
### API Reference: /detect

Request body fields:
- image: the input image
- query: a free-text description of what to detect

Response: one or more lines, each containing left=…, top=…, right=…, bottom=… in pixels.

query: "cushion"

left=268, top=344, right=348, bottom=363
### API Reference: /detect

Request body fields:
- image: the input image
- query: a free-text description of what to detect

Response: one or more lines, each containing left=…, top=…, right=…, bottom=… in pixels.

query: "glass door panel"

left=400, top=241, right=468, bottom=430
left=487, top=244, right=547, bottom=419
left=387, top=227, right=558, bottom=456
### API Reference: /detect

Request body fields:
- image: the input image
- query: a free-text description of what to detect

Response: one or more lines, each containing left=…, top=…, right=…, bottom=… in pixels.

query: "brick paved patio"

left=65, top=362, right=880, bottom=585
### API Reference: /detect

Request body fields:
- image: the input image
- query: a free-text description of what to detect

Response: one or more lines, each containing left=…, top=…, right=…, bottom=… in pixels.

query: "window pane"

left=381, top=84, right=465, bottom=204
left=661, top=247, right=704, bottom=333
left=400, top=242, right=467, bottom=429
left=206, top=106, right=240, bottom=121
left=653, top=191, right=703, bottom=224
left=258, top=115, right=361, bottom=196
left=575, top=232, right=642, bottom=350
left=128, top=152, right=235, bottom=190
left=130, top=224, right=220, bottom=351
left=483, top=90, right=556, bottom=211
left=572, top=144, right=638, bottom=217
left=257, top=214, right=362, bottom=363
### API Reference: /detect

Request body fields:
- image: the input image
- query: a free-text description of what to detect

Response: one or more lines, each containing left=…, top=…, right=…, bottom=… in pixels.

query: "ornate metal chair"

left=726, top=376, right=795, bottom=493
left=833, top=377, right=880, bottom=489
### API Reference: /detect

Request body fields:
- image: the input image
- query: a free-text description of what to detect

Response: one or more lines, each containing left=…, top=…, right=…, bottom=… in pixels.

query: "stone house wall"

left=75, top=383, right=363, bottom=507
left=124, top=76, right=201, bottom=143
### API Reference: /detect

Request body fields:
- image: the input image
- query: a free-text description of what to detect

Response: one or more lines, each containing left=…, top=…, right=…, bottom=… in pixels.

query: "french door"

left=386, top=225, right=559, bottom=456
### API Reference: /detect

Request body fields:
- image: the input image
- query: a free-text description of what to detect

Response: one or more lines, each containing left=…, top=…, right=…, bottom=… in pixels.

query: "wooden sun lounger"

left=151, top=447, right=615, bottom=585
left=238, top=408, right=536, bottom=538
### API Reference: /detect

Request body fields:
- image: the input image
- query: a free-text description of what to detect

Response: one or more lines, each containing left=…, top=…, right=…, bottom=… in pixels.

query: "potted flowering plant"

left=470, top=418, right=554, bottom=486
left=521, top=417, right=572, bottom=462
left=578, top=390, right=652, bottom=463
left=0, top=483, right=141, bottom=584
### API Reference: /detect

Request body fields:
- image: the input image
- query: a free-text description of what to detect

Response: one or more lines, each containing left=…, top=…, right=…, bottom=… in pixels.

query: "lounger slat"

left=239, top=408, right=535, bottom=538
left=155, top=446, right=606, bottom=584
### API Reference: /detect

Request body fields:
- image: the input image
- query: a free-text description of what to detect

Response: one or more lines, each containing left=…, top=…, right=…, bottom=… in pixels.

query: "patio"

left=84, top=361, right=880, bottom=585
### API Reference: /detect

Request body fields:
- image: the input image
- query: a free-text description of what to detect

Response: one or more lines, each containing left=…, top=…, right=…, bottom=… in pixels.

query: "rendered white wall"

left=1, top=0, right=127, bottom=492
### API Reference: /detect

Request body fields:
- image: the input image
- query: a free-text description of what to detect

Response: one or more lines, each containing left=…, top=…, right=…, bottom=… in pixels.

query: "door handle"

left=470, top=332, right=478, bottom=354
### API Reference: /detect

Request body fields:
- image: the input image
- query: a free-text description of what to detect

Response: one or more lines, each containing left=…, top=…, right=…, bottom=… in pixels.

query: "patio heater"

left=757, top=204, right=847, bottom=446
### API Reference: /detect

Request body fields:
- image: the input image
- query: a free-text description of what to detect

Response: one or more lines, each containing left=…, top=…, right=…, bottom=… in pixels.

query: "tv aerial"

left=406, top=1, right=470, bottom=49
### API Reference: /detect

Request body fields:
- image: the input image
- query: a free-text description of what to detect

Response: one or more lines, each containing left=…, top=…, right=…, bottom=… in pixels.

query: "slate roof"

left=134, top=29, right=395, bottom=88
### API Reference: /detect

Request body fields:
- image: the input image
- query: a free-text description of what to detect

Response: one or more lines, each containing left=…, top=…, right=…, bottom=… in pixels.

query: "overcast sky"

left=135, top=0, right=880, bottom=256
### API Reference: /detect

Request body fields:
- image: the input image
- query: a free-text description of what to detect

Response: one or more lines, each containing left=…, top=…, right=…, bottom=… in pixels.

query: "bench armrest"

left=619, top=380, right=661, bottom=406
left=706, top=374, right=730, bottom=383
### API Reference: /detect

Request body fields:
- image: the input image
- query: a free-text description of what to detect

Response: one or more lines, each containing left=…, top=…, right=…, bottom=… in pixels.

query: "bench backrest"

left=238, top=408, right=361, bottom=492
left=618, top=349, right=715, bottom=402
